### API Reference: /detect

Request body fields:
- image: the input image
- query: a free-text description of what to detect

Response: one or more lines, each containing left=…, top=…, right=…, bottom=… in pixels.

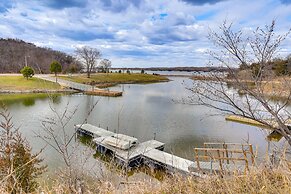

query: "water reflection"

left=0, top=93, right=62, bottom=107
left=22, top=98, right=35, bottom=106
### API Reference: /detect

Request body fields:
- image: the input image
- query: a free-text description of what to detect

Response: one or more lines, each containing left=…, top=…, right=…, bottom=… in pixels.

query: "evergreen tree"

left=50, top=61, right=62, bottom=82
left=20, top=66, right=34, bottom=80
left=0, top=107, right=46, bottom=193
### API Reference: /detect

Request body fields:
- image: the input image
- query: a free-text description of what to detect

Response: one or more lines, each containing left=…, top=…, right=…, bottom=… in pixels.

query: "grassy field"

left=0, top=76, right=61, bottom=90
left=60, top=73, right=169, bottom=85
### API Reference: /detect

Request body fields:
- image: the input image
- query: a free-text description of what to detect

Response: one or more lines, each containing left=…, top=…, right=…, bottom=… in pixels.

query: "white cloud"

left=0, top=0, right=290, bottom=67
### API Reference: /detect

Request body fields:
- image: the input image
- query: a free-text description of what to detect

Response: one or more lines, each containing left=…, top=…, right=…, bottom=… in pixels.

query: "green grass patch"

left=0, top=76, right=61, bottom=90
left=61, top=73, right=169, bottom=85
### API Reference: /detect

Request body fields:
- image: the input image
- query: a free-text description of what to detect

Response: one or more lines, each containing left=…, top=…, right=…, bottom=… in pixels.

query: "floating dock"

left=75, top=124, right=115, bottom=138
left=75, top=124, right=246, bottom=177
left=85, top=90, right=122, bottom=97
left=225, top=115, right=284, bottom=141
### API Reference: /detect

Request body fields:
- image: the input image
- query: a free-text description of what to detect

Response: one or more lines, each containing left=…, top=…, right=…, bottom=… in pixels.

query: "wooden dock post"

left=243, top=150, right=249, bottom=172
left=249, top=144, right=255, bottom=165
left=194, top=149, right=201, bottom=171
left=203, top=143, right=207, bottom=161
left=217, top=149, right=223, bottom=172
left=223, top=143, right=230, bottom=164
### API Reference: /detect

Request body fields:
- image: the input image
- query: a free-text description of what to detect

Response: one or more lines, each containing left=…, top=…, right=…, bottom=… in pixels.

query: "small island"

left=60, top=72, right=169, bottom=88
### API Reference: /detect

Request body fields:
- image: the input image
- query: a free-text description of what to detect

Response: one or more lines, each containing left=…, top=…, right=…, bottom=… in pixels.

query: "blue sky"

left=0, top=0, right=290, bottom=67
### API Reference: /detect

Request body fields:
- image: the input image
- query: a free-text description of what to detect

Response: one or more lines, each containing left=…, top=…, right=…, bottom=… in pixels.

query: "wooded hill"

left=0, top=38, right=81, bottom=73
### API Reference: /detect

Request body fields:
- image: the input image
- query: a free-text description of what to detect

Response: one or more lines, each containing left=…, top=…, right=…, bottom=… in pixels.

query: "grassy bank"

left=35, top=162, right=291, bottom=193
left=60, top=73, right=169, bottom=86
left=0, top=76, right=61, bottom=90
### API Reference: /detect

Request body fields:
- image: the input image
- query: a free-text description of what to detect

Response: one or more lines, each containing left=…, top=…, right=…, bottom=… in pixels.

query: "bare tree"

left=75, top=46, right=102, bottom=78
left=99, top=59, right=112, bottom=73
left=36, top=96, right=107, bottom=193
left=187, top=20, right=291, bottom=146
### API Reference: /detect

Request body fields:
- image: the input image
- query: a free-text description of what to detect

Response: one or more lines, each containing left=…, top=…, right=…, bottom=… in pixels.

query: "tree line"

left=0, top=39, right=112, bottom=76
left=0, top=38, right=82, bottom=74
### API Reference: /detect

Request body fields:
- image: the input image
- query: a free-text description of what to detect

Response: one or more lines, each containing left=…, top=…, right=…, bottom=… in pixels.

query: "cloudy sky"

left=0, top=0, right=291, bottom=67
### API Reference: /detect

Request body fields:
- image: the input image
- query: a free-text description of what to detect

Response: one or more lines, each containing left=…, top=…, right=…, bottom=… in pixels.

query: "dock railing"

left=194, top=143, right=256, bottom=174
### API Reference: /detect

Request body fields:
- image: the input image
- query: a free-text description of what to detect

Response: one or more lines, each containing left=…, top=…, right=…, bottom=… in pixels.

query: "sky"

left=0, top=0, right=291, bottom=67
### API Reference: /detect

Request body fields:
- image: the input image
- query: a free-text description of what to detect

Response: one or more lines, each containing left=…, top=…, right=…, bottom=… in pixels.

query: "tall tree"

left=188, top=20, right=291, bottom=146
left=50, top=61, right=62, bottom=83
left=75, top=46, right=101, bottom=78
left=99, top=59, right=112, bottom=73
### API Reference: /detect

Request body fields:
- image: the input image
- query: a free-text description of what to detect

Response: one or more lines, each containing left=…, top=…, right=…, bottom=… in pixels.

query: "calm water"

left=0, top=77, right=282, bottom=172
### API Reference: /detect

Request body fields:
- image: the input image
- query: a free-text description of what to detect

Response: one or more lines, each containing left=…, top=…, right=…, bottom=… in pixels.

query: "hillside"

left=0, top=38, right=80, bottom=74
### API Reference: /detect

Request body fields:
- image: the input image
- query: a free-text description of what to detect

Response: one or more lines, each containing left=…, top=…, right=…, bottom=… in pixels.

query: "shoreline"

left=0, top=74, right=171, bottom=96
left=0, top=89, right=77, bottom=94
left=94, top=79, right=170, bottom=88
left=191, top=75, right=291, bottom=100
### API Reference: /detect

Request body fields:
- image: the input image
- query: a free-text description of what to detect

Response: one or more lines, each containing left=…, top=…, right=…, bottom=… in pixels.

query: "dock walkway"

left=37, top=75, right=122, bottom=97
left=143, top=149, right=195, bottom=173
left=94, top=137, right=164, bottom=164
left=75, top=124, right=115, bottom=138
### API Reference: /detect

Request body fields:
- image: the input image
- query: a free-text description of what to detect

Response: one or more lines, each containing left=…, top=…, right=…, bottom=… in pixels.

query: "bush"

left=251, top=63, right=261, bottom=78
left=141, top=69, right=145, bottom=74
left=66, top=64, right=79, bottom=74
left=273, top=61, right=288, bottom=76
left=20, top=66, right=34, bottom=80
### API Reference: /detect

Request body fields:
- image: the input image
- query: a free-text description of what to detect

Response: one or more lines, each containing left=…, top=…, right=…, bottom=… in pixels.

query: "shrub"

left=273, top=61, right=288, bottom=76
left=20, top=66, right=34, bottom=80
left=0, top=108, right=46, bottom=193
left=67, top=64, right=79, bottom=74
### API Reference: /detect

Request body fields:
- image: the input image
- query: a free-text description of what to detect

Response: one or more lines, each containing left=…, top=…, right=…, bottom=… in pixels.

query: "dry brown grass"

left=192, top=74, right=291, bottom=99
left=0, top=164, right=289, bottom=193
left=27, top=160, right=290, bottom=194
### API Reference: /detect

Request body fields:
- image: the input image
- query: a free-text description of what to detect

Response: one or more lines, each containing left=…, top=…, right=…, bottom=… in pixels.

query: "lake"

left=0, top=76, right=281, bottom=174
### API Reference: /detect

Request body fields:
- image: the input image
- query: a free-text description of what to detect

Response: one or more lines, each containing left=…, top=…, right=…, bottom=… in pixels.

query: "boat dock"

left=75, top=124, right=247, bottom=177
